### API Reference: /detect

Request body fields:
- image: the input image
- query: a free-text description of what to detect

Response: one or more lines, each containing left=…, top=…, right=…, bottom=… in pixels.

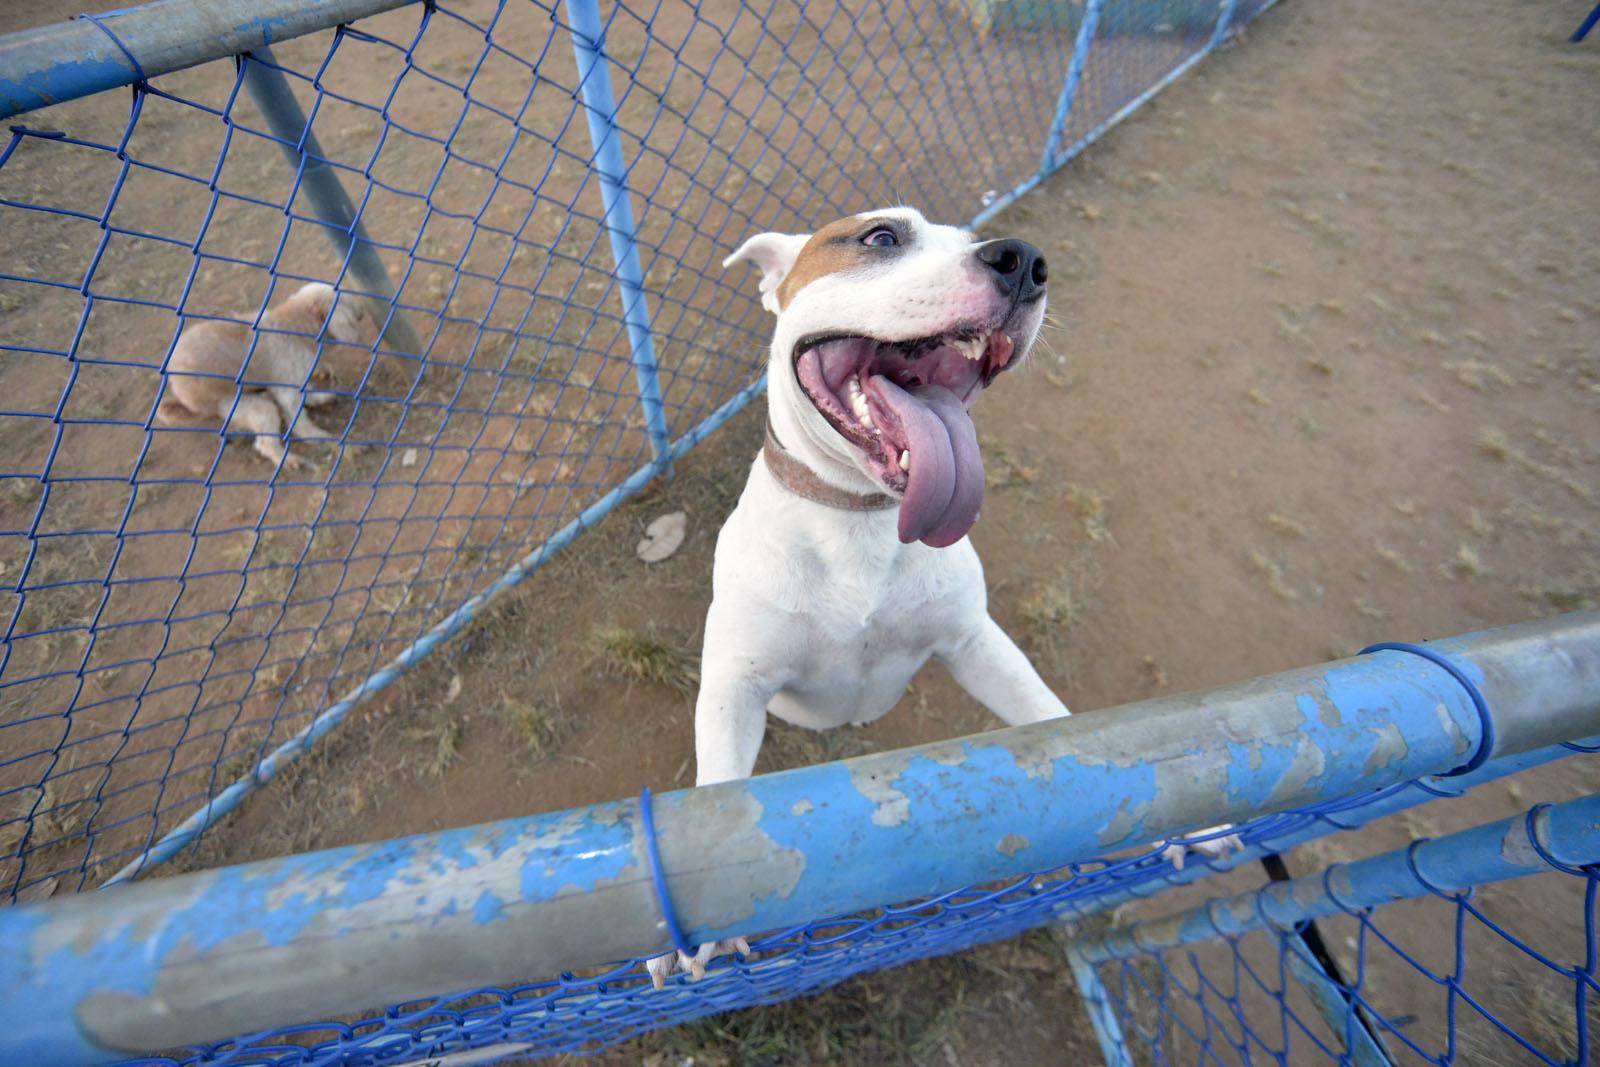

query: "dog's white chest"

left=704, top=462, right=987, bottom=729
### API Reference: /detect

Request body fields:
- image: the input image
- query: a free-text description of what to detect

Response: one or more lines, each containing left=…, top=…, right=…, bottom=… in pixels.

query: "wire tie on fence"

left=1401, top=838, right=1464, bottom=900
left=1359, top=641, right=1495, bottom=777
left=76, top=12, right=148, bottom=84
left=638, top=786, right=693, bottom=956
left=8, top=126, right=67, bottom=139
left=1522, top=804, right=1590, bottom=876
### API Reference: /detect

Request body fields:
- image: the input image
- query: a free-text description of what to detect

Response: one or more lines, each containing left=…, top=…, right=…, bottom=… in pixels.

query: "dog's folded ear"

left=722, top=232, right=810, bottom=314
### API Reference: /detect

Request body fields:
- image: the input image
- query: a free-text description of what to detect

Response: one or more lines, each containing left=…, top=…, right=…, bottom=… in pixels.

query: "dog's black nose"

left=975, top=239, right=1047, bottom=302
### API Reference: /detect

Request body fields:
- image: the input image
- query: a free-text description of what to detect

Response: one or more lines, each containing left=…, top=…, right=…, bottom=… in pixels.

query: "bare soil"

left=3, top=0, right=1599, bottom=1062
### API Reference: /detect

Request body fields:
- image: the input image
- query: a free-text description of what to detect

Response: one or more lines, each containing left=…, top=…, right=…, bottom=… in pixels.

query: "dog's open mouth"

left=794, top=327, right=1018, bottom=547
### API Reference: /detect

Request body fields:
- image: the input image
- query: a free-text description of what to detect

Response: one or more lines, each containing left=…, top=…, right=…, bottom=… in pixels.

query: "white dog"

left=155, top=282, right=372, bottom=469
left=647, top=207, right=1066, bottom=986
left=647, top=208, right=1240, bottom=987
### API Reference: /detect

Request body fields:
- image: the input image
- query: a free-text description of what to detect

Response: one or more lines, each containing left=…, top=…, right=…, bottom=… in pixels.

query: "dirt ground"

left=5, top=0, right=1600, bottom=1062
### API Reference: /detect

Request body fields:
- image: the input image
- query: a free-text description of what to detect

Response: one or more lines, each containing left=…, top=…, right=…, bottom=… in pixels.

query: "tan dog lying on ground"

left=156, top=282, right=372, bottom=470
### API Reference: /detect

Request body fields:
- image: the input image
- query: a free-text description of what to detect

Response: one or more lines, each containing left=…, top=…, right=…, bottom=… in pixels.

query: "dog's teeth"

left=849, top=388, right=875, bottom=429
left=898, top=450, right=910, bottom=471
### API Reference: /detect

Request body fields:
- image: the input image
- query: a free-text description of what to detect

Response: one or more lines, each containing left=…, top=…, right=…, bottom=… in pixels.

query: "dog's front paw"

left=1160, top=824, right=1244, bottom=870
left=645, top=937, right=754, bottom=989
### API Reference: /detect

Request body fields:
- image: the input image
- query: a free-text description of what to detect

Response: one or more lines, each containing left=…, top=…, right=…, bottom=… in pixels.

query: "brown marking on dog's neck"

left=776, top=214, right=893, bottom=310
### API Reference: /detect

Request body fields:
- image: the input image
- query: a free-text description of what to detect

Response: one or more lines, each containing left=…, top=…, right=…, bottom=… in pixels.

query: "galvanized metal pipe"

left=3, top=612, right=1597, bottom=1064
left=240, top=47, right=423, bottom=358
left=0, top=0, right=422, bottom=120
left=563, top=0, right=673, bottom=465
left=1077, top=789, right=1600, bottom=965
left=1039, top=0, right=1104, bottom=174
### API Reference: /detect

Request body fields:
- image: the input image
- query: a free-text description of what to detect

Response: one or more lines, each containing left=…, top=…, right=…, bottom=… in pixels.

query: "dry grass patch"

left=1448, top=544, right=1486, bottom=578
left=594, top=625, right=700, bottom=696
left=1062, top=483, right=1113, bottom=544
left=1352, top=597, right=1386, bottom=620
left=982, top=436, right=1040, bottom=490
left=1444, top=358, right=1516, bottom=392
left=1373, top=543, right=1414, bottom=574
left=1266, top=513, right=1307, bottom=537
left=498, top=695, right=579, bottom=759
left=1018, top=556, right=1103, bottom=662
left=1477, top=429, right=1594, bottom=502
left=1248, top=549, right=1299, bottom=601
left=1521, top=586, right=1594, bottom=612
left=401, top=716, right=461, bottom=780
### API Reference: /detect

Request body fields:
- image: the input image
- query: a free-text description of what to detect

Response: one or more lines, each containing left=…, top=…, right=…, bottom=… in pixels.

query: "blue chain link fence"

left=0, top=0, right=1273, bottom=906
left=8, top=0, right=1597, bottom=1064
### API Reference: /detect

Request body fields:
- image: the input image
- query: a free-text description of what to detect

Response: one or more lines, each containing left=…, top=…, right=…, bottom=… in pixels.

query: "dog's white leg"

left=1161, top=827, right=1245, bottom=869
left=645, top=668, right=779, bottom=989
left=693, top=672, right=779, bottom=786
left=270, top=387, right=336, bottom=442
left=222, top=393, right=299, bottom=471
left=305, top=390, right=339, bottom=408
left=938, top=614, right=1070, bottom=724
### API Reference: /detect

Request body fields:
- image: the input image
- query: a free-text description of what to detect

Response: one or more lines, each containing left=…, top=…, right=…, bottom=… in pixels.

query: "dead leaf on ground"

left=637, top=511, right=687, bottom=563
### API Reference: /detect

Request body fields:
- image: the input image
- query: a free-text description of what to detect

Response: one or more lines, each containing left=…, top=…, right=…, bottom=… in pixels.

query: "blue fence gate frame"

left=7, top=1, right=1595, bottom=1065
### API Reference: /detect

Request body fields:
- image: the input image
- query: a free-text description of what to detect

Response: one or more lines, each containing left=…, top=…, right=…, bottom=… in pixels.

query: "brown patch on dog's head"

left=774, top=214, right=905, bottom=310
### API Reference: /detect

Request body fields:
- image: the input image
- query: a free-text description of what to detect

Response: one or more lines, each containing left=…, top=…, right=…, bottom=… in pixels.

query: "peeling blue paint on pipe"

left=1, top=613, right=1595, bottom=1064
left=0, top=0, right=424, bottom=120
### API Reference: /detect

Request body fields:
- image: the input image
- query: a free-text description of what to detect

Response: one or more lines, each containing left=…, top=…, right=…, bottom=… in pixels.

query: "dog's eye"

left=861, top=228, right=899, bottom=248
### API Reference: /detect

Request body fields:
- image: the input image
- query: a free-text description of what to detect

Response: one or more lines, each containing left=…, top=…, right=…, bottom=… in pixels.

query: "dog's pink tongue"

left=867, top=377, right=985, bottom=547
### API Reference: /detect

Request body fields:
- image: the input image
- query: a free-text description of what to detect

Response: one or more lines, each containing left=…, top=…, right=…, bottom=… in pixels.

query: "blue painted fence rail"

left=2, top=613, right=1597, bottom=1064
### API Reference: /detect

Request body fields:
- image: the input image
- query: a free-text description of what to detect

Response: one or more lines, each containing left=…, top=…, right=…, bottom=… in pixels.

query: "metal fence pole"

left=1210, top=0, right=1242, bottom=48
left=240, top=47, right=423, bottom=360
left=1066, top=944, right=1135, bottom=1067
left=562, top=0, right=673, bottom=469
left=1039, top=0, right=1103, bottom=176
